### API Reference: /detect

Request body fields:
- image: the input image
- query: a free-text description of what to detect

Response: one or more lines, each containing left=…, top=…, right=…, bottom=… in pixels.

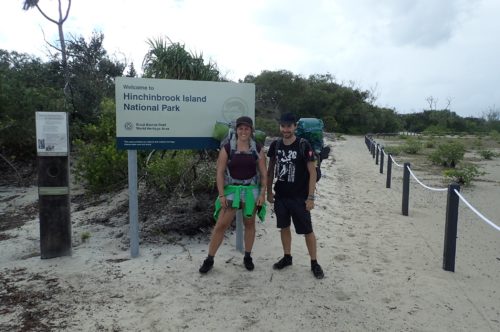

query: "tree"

left=0, top=50, right=65, bottom=161
left=22, top=0, right=72, bottom=102
left=142, top=37, right=221, bottom=81
left=65, top=32, right=125, bottom=127
left=126, top=62, right=137, bottom=77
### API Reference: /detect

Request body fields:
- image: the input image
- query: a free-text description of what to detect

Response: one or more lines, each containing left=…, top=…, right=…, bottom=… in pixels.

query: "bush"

left=424, top=140, right=436, bottom=148
left=145, top=150, right=216, bottom=195
left=443, top=164, right=484, bottom=186
left=478, top=150, right=496, bottom=160
left=255, top=117, right=280, bottom=137
left=384, top=146, right=402, bottom=156
left=428, top=141, right=465, bottom=167
left=73, top=99, right=130, bottom=193
left=402, top=138, right=423, bottom=154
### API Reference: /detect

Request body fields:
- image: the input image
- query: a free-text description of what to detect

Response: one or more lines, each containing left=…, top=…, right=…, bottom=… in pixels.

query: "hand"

left=257, top=193, right=266, bottom=207
left=219, top=196, right=228, bottom=208
left=305, top=198, right=314, bottom=211
left=267, top=192, right=275, bottom=204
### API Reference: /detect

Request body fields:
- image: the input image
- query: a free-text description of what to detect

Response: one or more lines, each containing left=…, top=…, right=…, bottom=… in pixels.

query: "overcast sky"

left=1, top=0, right=499, bottom=118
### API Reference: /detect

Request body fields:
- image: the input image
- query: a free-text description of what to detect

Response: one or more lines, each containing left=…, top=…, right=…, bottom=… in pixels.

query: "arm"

left=216, top=148, right=229, bottom=207
left=256, top=149, right=267, bottom=206
left=267, top=156, right=275, bottom=203
left=305, top=160, right=316, bottom=211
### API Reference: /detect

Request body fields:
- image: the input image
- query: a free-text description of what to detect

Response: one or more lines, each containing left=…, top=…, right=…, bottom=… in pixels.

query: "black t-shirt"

left=267, top=138, right=315, bottom=198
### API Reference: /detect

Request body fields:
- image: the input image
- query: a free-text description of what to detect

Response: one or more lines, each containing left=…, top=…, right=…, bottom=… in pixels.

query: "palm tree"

left=142, top=37, right=221, bottom=81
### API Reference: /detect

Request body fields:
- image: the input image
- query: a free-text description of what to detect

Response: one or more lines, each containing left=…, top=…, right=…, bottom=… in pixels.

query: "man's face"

left=280, top=123, right=296, bottom=139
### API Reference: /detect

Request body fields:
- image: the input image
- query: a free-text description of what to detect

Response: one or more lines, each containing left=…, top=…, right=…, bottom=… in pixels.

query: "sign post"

left=35, top=112, right=71, bottom=259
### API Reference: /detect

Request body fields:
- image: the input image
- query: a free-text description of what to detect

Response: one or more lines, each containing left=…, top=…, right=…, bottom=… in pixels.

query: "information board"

left=35, top=112, right=69, bottom=156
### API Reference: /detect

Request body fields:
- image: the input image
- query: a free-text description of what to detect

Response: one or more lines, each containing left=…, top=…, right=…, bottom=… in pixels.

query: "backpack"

left=213, top=121, right=261, bottom=185
left=275, top=138, right=322, bottom=182
left=294, top=117, right=331, bottom=181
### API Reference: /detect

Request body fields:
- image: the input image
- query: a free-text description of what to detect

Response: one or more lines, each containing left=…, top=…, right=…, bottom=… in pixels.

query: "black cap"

left=236, top=116, right=253, bottom=128
left=279, top=112, right=297, bottom=124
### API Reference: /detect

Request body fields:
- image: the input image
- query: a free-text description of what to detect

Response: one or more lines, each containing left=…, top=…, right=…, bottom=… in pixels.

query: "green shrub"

left=478, top=150, right=496, bottom=160
left=424, top=140, right=436, bottom=148
left=384, top=146, right=402, bottom=156
left=402, top=138, right=423, bottom=154
left=81, top=231, right=91, bottom=243
left=255, top=117, right=280, bottom=137
left=73, top=99, right=130, bottom=193
left=428, top=141, right=465, bottom=167
left=145, top=150, right=216, bottom=194
left=444, top=164, right=484, bottom=186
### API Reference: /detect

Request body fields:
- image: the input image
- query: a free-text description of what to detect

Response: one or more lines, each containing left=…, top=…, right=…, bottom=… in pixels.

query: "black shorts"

left=274, top=197, right=313, bottom=235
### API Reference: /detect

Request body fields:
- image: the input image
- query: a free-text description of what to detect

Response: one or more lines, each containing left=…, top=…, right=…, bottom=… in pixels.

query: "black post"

left=443, top=183, right=460, bottom=272
left=402, top=162, right=410, bottom=216
left=372, top=142, right=375, bottom=158
left=386, top=154, right=392, bottom=188
left=379, top=147, right=384, bottom=174
left=375, top=144, right=379, bottom=165
left=38, top=156, right=72, bottom=258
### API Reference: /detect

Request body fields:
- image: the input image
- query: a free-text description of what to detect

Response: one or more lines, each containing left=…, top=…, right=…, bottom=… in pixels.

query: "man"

left=267, top=112, right=324, bottom=279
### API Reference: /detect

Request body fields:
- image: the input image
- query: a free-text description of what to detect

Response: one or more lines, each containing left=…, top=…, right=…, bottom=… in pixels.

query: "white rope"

left=454, top=189, right=500, bottom=231
left=407, top=166, right=448, bottom=192
left=390, top=155, right=404, bottom=168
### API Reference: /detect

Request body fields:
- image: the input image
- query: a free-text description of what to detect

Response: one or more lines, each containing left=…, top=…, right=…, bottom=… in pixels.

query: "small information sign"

left=35, top=112, right=69, bottom=156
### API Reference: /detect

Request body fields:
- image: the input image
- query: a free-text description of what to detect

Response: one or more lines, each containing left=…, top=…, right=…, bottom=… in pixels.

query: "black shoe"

left=273, top=256, right=292, bottom=270
left=311, top=263, right=324, bottom=279
left=244, top=256, right=254, bottom=271
left=199, top=258, right=214, bottom=274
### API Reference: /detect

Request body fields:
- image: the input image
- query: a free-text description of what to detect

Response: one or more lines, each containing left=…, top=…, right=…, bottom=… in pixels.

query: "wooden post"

left=443, top=183, right=460, bottom=272
left=375, top=144, right=379, bottom=165
left=386, top=154, right=392, bottom=188
left=402, top=162, right=410, bottom=216
left=379, top=147, right=384, bottom=174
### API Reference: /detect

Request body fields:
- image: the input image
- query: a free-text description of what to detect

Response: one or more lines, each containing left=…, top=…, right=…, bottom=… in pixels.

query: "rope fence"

left=364, top=134, right=499, bottom=272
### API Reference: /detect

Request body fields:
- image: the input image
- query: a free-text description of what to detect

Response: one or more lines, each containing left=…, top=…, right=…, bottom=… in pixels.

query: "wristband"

left=219, top=195, right=225, bottom=198
left=307, top=195, right=315, bottom=201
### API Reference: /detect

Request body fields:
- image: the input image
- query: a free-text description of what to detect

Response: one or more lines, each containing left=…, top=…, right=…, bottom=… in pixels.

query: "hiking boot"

left=311, top=263, right=324, bottom=279
left=273, top=256, right=292, bottom=270
left=199, top=258, right=214, bottom=274
left=244, top=256, right=254, bottom=271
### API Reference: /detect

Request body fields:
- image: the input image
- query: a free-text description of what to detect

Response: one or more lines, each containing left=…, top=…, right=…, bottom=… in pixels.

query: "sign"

left=115, top=77, right=255, bottom=150
left=35, top=112, right=69, bottom=156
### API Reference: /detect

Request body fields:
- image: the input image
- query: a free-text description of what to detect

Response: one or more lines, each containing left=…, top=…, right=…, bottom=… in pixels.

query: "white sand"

left=1, top=135, right=499, bottom=331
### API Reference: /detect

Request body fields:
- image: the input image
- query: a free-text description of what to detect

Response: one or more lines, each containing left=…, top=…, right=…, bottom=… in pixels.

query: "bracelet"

left=219, top=194, right=225, bottom=198
left=307, top=195, right=315, bottom=201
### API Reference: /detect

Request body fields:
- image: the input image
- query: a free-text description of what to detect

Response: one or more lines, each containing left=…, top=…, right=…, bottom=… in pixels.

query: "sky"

left=1, top=0, right=499, bottom=118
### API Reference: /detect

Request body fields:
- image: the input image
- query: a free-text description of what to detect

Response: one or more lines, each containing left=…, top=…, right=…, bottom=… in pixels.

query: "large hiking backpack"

left=212, top=120, right=262, bottom=185
left=294, top=118, right=331, bottom=181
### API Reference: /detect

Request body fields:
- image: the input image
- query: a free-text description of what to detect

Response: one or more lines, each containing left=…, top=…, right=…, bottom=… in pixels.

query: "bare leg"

left=243, top=216, right=256, bottom=253
left=280, top=226, right=292, bottom=255
left=304, top=231, right=317, bottom=260
left=208, top=208, right=237, bottom=256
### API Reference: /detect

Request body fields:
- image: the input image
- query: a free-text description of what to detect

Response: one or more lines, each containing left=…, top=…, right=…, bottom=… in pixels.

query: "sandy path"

left=1, top=135, right=499, bottom=331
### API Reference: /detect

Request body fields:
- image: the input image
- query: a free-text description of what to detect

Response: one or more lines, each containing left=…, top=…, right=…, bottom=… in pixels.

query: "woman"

left=199, top=116, right=267, bottom=273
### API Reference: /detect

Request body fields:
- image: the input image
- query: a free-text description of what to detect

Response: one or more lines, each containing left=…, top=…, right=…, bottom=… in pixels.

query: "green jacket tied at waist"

left=213, top=184, right=266, bottom=222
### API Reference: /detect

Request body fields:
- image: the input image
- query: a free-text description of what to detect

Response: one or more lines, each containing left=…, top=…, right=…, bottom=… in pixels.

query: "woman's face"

left=236, top=124, right=252, bottom=140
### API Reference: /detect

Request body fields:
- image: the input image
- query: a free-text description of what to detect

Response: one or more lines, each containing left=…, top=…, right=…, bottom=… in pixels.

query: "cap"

left=279, top=112, right=297, bottom=124
left=236, top=116, right=253, bottom=128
